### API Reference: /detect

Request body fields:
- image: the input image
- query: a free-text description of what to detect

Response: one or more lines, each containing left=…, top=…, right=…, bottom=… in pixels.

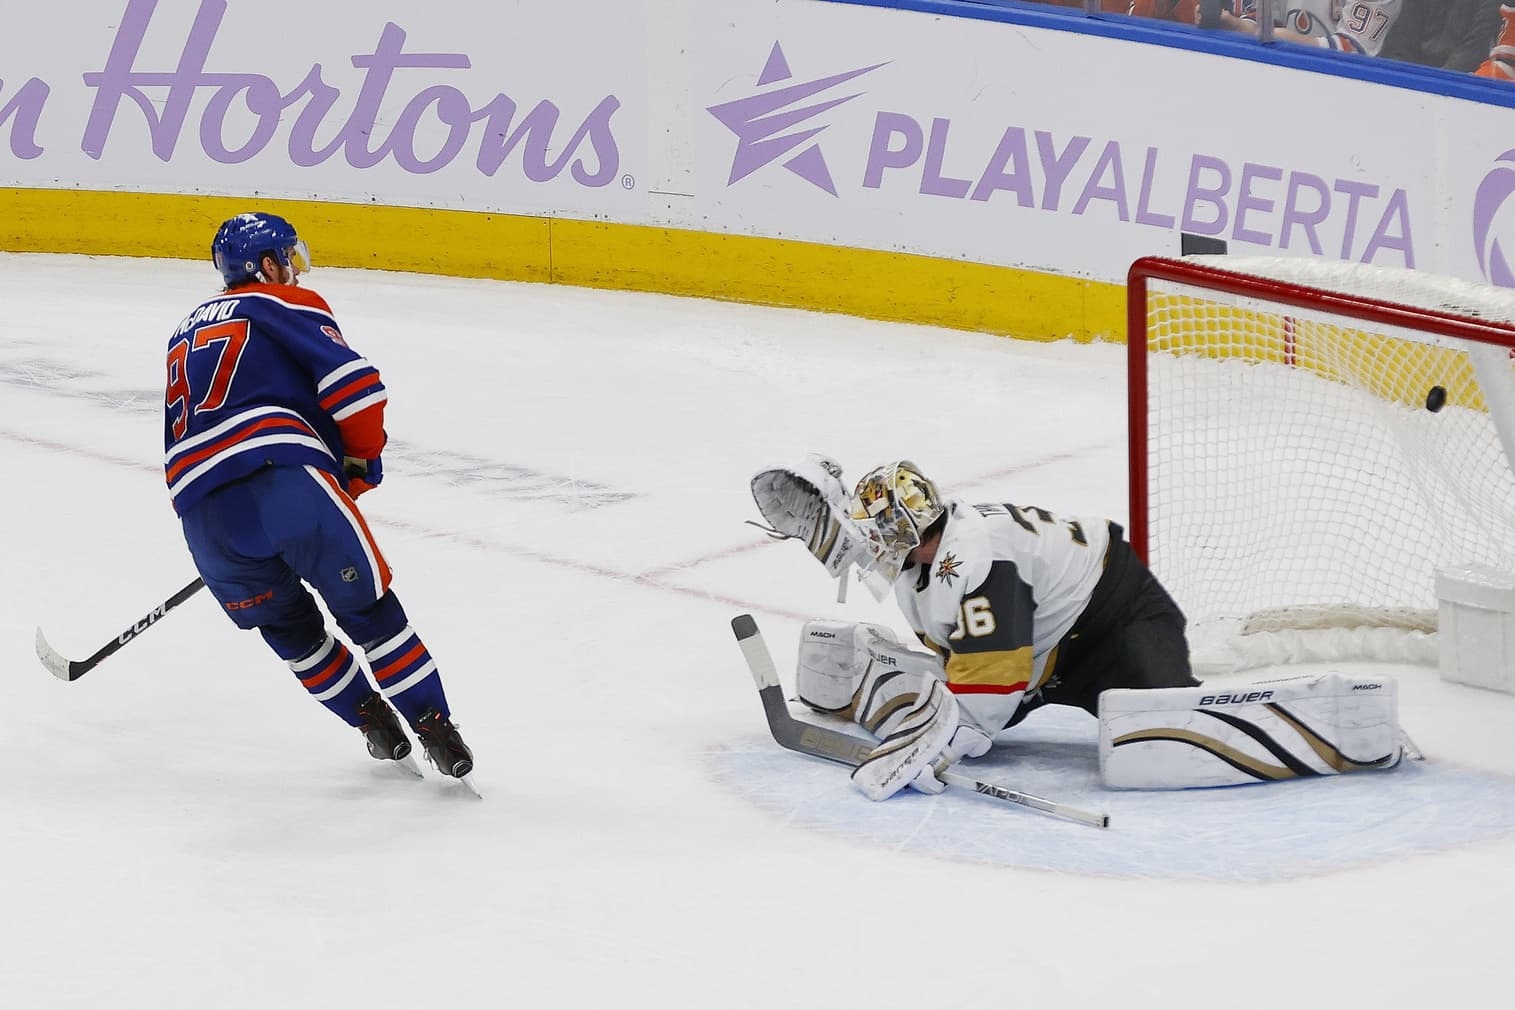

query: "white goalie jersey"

left=892, top=499, right=1111, bottom=736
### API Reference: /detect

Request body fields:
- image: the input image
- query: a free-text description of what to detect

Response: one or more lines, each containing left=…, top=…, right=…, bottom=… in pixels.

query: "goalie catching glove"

left=796, top=619, right=991, bottom=800
left=750, top=454, right=877, bottom=581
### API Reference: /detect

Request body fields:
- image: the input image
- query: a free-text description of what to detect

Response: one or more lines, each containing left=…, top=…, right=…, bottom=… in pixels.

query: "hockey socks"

left=290, top=634, right=372, bottom=726
left=365, top=625, right=449, bottom=725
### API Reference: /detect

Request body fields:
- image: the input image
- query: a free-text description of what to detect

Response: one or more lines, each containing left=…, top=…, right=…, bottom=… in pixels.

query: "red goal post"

left=1127, top=256, right=1515, bottom=671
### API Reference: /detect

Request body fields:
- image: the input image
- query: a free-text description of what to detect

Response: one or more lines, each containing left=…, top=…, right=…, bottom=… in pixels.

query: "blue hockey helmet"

left=210, top=213, right=311, bottom=286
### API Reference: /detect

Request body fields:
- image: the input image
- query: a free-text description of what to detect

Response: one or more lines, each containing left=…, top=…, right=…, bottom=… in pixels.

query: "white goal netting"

left=1130, top=256, right=1515, bottom=672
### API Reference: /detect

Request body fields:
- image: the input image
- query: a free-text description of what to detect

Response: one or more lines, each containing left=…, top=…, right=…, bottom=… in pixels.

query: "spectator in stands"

left=1204, top=1, right=1404, bottom=56
left=1018, top=0, right=1197, bottom=17
left=1128, top=0, right=1198, bottom=22
left=1028, top=1, right=1132, bottom=11
left=1381, top=0, right=1503, bottom=72
left=1474, top=3, right=1515, bottom=78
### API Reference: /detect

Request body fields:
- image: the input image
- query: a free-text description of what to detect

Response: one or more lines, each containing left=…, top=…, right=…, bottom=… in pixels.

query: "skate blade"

left=395, top=753, right=424, bottom=778
left=456, top=772, right=482, bottom=799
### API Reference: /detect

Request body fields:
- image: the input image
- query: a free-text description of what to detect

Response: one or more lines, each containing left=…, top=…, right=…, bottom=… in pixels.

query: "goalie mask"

left=850, top=460, right=944, bottom=586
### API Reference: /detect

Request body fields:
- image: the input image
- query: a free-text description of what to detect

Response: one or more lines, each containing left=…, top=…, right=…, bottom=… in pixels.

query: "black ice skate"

left=412, top=708, right=474, bottom=779
left=356, top=690, right=414, bottom=762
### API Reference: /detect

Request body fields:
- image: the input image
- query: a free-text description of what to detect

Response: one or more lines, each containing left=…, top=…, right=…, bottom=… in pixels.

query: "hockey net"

left=1128, top=256, right=1515, bottom=673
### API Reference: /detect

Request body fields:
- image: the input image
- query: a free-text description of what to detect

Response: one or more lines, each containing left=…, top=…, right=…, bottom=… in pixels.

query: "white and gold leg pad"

left=1098, top=672, right=1405, bottom=790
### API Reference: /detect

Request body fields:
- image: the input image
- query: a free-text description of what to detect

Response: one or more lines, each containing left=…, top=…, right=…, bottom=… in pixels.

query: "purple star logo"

left=707, top=42, right=886, bottom=196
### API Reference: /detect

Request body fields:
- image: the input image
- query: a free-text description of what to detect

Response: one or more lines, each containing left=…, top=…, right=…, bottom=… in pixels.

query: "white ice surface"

left=2, top=254, right=1513, bottom=1009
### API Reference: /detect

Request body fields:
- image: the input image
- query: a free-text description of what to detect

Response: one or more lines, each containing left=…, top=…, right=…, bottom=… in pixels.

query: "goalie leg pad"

left=795, top=620, right=897, bottom=714
left=1098, top=672, right=1404, bottom=789
left=851, top=678, right=959, bottom=801
left=796, top=621, right=945, bottom=716
left=862, top=633, right=946, bottom=685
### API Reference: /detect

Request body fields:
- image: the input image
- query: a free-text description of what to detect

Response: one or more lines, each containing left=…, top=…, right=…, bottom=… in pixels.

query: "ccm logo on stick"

left=225, top=591, right=274, bottom=611
left=121, top=606, right=170, bottom=640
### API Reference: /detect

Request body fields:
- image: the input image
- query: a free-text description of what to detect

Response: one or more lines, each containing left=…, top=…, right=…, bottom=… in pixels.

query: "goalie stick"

left=36, top=577, right=207, bottom=682
left=730, top=614, right=1110, bottom=829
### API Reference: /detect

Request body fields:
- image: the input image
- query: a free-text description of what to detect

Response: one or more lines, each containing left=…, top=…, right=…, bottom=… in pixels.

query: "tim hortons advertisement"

left=8, top=0, right=1515, bottom=291
left=695, top=0, right=1514, bottom=288
left=0, top=0, right=648, bottom=218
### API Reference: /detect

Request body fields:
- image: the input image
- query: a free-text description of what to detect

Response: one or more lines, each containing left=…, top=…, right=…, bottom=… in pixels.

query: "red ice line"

left=2, top=427, right=1093, bottom=625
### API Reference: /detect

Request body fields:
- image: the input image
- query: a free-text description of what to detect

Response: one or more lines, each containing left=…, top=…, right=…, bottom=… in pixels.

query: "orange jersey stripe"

left=373, top=641, right=427, bottom=683
left=166, top=415, right=314, bottom=483
left=238, top=282, right=335, bottom=315
left=320, top=374, right=381, bottom=412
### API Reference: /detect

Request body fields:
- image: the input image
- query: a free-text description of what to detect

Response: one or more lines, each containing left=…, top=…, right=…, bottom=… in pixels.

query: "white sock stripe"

left=365, top=626, right=417, bottom=662
left=310, top=657, right=361, bottom=702
left=289, top=635, right=338, bottom=673
left=379, top=660, right=438, bottom=699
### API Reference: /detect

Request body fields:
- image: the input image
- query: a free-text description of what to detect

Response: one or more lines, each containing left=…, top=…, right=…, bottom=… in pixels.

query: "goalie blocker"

left=1098, top=672, right=1409, bottom=789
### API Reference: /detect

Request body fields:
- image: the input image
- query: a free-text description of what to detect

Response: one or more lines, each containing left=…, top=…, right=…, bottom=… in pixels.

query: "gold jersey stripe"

left=945, top=647, right=1033, bottom=688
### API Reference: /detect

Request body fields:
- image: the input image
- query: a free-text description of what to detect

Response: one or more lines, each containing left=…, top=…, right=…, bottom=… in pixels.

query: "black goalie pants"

left=1033, top=531, right=1198, bottom=719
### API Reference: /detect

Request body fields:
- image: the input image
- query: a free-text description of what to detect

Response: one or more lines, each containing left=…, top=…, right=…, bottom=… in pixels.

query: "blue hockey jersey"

left=164, top=283, right=387, bottom=514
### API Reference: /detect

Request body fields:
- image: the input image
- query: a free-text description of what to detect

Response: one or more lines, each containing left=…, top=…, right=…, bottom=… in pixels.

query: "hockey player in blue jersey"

left=165, top=212, right=473, bottom=782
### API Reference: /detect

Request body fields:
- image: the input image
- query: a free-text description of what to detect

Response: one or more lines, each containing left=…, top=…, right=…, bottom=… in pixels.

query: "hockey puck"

left=1425, top=385, right=1447, bottom=412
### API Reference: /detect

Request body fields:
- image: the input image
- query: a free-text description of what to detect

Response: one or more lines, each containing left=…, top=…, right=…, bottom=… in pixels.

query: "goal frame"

left=1126, top=254, right=1515, bottom=564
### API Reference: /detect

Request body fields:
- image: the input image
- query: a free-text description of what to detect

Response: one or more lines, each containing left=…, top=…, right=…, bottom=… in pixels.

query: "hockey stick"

left=730, top=614, right=1110, bottom=829
left=36, top=577, right=207, bottom=682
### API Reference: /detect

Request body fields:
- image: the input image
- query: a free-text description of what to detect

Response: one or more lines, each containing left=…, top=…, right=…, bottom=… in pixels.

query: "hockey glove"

left=750, top=454, right=875, bottom=580
left=905, top=722, right=992, bottom=796
left=848, top=665, right=992, bottom=801
left=343, top=455, right=384, bottom=498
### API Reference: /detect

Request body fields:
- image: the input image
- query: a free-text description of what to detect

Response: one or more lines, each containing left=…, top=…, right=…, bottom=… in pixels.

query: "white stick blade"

left=35, top=627, right=73, bottom=681
left=731, top=614, right=780, bottom=690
